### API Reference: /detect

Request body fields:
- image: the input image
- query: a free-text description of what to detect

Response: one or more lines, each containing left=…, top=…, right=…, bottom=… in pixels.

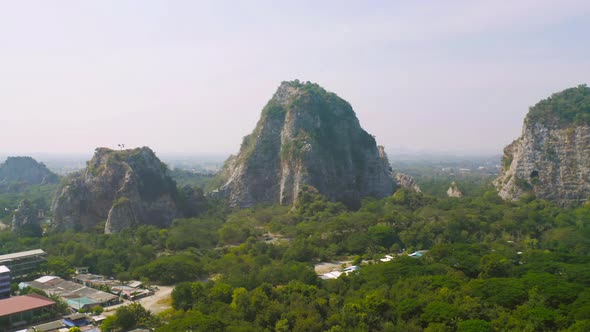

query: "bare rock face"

left=12, top=199, right=42, bottom=237
left=395, top=173, right=422, bottom=193
left=495, top=85, right=590, bottom=206
left=214, top=80, right=397, bottom=208
left=447, top=182, right=463, bottom=198
left=52, top=147, right=179, bottom=233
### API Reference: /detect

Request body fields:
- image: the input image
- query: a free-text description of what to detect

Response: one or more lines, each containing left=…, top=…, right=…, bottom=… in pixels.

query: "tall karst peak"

left=52, top=147, right=180, bottom=233
left=495, top=85, right=590, bottom=206
left=214, top=80, right=397, bottom=208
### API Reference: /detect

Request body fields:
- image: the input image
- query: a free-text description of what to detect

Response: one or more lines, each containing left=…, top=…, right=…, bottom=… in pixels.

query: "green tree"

left=172, top=282, right=194, bottom=311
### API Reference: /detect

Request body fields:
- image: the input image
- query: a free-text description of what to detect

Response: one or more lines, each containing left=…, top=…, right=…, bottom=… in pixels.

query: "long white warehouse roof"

left=0, top=249, right=46, bottom=262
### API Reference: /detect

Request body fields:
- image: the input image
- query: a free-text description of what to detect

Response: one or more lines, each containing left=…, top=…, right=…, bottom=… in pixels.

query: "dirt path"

left=103, top=285, right=173, bottom=316
left=138, top=285, right=173, bottom=314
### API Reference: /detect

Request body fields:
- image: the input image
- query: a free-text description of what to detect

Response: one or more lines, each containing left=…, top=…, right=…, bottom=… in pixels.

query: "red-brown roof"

left=0, top=294, right=56, bottom=316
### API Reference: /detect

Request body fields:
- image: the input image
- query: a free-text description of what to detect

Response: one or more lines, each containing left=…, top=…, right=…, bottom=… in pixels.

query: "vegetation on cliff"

left=526, top=84, right=590, bottom=126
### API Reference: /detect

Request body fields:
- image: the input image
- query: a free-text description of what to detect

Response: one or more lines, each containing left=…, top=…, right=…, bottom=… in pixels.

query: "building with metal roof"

left=24, top=276, right=119, bottom=310
left=28, top=319, right=65, bottom=332
left=0, top=249, right=46, bottom=279
left=0, top=294, right=57, bottom=330
left=66, top=297, right=99, bottom=311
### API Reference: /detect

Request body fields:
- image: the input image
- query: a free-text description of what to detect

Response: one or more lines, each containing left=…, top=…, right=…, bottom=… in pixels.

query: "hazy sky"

left=1, top=1, right=589, bottom=156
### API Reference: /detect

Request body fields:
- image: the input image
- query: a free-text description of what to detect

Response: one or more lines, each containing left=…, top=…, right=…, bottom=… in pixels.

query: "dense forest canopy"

left=1, top=178, right=589, bottom=331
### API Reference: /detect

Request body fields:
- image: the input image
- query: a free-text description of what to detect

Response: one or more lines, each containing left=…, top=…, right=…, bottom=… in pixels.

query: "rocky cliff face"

left=214, top=80, right=397, bottom=208
left=395, top=173, right=422, bottom=193
left=52, top=147, right=179, bottom=233
left=495, top=85, right=590, bottom=206
left=12, top=199, right=43, bottom=237
left=0, top=156, right=58, bottom=191
left=447, top=182, right=463, bottom=198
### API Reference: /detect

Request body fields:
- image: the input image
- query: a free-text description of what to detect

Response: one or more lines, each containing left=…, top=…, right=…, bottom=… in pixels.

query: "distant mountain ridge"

left=0, top=156, right=58, bottom=192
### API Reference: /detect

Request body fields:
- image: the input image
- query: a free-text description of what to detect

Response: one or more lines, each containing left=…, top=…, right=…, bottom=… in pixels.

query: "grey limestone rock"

left=214, top=80, right=397, bottom=208
left=394, top=173, right=422, bottom=193
left=12, top=199, right=43, bottom=237
left=52, top=147, right=179, bottom=233
left=494, top=85, right=590, bottom=206
left=446, top=182, right=463, bottom=198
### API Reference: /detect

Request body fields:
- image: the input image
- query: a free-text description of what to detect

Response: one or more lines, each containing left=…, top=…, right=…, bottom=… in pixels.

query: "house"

left=24, top=276, right=119, bottom=310
left=409, top=250, right=428, bottom=258
left=79, top=327, right=101, bottom=332
left=127, top=280, right=142, bottom=289
left=65, top=297, right=99, bottom=312
left=63, top=312, right=89, bottom=327
left=380, top=255, right=394, bottom=262
left=92, top=315, right=107, bottom=325
left=343, top=266, right=359, bottom=275
left=0, top=294, right=57, bottom=330
left=319, top=271, right=342, bottom=280
left=110, top=285, right=152, bottom=301
left=28, top=319, right=65, bottom=332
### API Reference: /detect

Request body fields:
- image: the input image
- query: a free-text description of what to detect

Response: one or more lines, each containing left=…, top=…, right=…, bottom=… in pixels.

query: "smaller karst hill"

left=52, top=147, right=183, bottom=233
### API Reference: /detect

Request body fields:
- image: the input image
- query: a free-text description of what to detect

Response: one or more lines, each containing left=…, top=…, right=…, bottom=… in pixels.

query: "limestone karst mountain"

left=495, top=85, right=590, bottom=206
left=447, top=182, right=463, bottom=198
left=0, top=156, right=58, bottom=192
left=213, top=80, right=399, bottom=208
left=52, top=147, right=185, bottom=233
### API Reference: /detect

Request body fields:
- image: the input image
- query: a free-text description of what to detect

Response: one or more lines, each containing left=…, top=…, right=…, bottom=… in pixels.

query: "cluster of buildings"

left=0, top=250, right=55, bottom=331
left=319, top=250, right=429, bottom=280
left=0, top=249, right=150, bottom=331
left=73, top=274, right=152, bottom=301
left=319, top=265, right=359, bottom=280
left=19, top=312, right=105, bottom=332
left=20, top=276, right=120, bottom=312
